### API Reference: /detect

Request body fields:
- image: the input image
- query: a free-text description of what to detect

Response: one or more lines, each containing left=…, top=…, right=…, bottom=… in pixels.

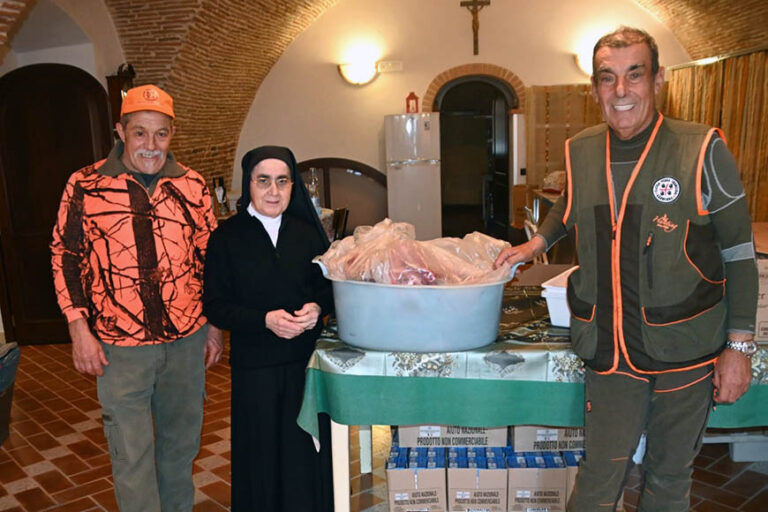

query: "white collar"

left=247, top=203, right=282, bottom=247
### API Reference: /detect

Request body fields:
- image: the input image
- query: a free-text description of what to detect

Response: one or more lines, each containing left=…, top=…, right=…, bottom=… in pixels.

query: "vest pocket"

left=640, top=299, right=726, bottom=363
left=643, top=280, right=724, bottom=325
left=567, top=280, right=597, bottom=359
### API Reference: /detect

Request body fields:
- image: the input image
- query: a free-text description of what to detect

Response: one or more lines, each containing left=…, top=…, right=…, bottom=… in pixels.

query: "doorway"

left=0, top=64, right=112, bottom=343
left=435, top=77, right=517, bottom=239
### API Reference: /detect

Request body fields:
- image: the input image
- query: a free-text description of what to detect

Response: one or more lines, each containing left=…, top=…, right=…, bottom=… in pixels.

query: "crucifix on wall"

left=460, top=0, right=490, bottom=55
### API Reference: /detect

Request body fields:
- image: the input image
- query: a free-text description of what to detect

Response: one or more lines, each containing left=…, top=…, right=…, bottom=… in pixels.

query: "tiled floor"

left=0, top=344, right=232, bottom=511
left=1, top=343, right=767, bottom=511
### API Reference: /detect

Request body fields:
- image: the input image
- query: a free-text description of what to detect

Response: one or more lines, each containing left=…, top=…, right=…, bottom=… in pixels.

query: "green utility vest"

left=563, top=115, right=726, bottom=373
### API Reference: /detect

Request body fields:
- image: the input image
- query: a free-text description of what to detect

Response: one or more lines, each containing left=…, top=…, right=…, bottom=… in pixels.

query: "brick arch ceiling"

left=102, top=0, right=339, bottom=185
left=3, top=0, right=767, bottom=182
left=85, top=0, right=768, bottom=184
left=0, top=0, right=35, bottom=64
left=633, top=0, right=768, bottom=60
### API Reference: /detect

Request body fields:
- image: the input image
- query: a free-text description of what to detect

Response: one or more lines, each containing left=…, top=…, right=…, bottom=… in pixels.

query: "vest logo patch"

left=653, top=214, right=678, bottom=232
left=652, top=177, right=680, bottom=203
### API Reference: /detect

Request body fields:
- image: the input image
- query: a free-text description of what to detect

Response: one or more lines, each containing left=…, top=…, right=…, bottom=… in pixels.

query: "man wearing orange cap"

left=51, top=84, right=223, bottom=511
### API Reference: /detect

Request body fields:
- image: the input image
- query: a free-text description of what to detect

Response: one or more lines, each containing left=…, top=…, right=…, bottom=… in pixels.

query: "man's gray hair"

left=592, top=26, right=660, bottom=81
left=119, top=112, right=133, bottom=129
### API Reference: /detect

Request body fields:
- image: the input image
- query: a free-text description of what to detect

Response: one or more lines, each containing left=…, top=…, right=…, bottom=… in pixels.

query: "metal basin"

left=315, top=261, right=521, bottom=352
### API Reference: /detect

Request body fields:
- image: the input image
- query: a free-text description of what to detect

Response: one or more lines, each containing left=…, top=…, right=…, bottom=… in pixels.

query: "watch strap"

left=725, top=339, right=758, bottom=357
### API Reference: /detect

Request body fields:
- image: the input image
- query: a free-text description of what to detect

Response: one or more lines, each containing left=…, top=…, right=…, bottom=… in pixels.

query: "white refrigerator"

left=384, top=113, right=442, bottom=240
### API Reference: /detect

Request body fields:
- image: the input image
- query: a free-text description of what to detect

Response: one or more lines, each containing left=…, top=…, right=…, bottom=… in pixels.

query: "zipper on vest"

left=643, top=232, right=654, bottom=289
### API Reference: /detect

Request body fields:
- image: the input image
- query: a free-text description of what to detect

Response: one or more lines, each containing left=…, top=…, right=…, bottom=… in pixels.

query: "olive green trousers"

left=568, top=365, right=714, bottom=512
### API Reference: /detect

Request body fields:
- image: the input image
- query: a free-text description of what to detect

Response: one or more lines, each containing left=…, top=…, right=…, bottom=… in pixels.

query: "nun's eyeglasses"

left=252, top=176, right=293, bottom=190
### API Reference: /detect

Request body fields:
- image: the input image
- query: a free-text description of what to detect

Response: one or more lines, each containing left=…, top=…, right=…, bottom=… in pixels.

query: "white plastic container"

left=540, top=266, right=578, bottom=328
left=314, top=260, right=522, bottom=352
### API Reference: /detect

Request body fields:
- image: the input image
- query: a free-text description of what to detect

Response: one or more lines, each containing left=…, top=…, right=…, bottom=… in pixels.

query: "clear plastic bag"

left=319, top=218, right=512, bottom=285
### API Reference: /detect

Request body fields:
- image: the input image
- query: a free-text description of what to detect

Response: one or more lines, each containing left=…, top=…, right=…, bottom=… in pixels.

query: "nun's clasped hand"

left=265, top=302, right=321, bottom=339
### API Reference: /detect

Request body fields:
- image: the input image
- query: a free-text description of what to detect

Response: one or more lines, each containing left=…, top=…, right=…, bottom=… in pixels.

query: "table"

left=298, top=286, right=768, bottom=512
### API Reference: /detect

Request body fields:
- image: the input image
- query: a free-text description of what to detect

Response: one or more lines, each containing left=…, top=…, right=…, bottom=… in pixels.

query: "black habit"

left=204, top=146, right=333, bottom=511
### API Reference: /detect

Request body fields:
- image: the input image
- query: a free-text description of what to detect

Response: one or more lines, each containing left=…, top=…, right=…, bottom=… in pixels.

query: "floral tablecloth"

left=308, top=287, right=583, bottom=382
left=298, top=286, right=768, bottom=440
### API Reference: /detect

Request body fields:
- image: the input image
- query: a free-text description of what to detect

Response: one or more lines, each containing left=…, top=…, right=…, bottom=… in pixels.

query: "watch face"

left=745, top=343, right=758, bottom=356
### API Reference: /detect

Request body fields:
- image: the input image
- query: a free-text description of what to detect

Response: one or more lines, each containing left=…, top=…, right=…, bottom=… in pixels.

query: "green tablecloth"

left=298, top=287, right=768, bottom=440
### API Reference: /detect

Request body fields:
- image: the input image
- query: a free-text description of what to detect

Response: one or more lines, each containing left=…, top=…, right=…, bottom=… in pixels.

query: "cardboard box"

left=387, top=467, right=447, bottom=512
left=756, top=257, right=768, bottom=342
left=754, top=223, right=768, bottom=255
left=511, top=185, right=529, bottom=229
left=399, top=425, right=509, bottom=448
left=507, top=454, right=567, bottom=512
left=513, top=426, right=584, bottom=452
left=755, top=223, right=768, bottom=342
left=448, top=466, right=508, bottom=512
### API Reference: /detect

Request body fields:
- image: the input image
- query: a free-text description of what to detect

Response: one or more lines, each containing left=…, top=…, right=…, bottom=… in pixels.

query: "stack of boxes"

left=386, top=424, right=622, bottom=512
left=755, top=223, right=768, bottom=342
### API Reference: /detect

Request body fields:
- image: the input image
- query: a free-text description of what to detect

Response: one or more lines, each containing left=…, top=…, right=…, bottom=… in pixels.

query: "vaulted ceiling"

left=1, top=0, right=766, bottom=181
left=634, top=0, right=768, bottom=60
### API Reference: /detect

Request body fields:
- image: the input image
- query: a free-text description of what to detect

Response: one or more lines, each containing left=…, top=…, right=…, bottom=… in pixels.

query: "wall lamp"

left=338, top=60, right=403, bottom=86
left=338, top=60, right=378, bottom=85
left=574, top=51, right=593, bottom=76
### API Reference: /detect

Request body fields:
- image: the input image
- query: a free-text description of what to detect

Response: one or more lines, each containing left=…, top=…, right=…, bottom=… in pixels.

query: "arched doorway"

left=435, top=76, right=518, bottom=239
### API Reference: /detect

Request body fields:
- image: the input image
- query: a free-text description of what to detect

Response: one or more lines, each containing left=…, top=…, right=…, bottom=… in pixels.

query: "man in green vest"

left=496, top=26, right=758, bottom=511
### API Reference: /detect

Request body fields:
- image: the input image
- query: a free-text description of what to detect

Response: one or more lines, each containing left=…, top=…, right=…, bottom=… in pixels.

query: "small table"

left=298, top=286, right=768, bottom=512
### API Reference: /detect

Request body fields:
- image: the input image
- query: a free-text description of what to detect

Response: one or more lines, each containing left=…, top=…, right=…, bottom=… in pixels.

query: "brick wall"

left=422, top=63, right=527, bottom=114
left=634, top=0, right=768, bottom=60
left=103, top=0, right=338, bottom=189
left=0, top=0, right=36, bottom=64
left=2, top=0, right=767, bottom=190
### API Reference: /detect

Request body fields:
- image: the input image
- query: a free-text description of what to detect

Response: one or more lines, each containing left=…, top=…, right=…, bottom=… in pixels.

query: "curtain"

left=664, top=51, right=768, bottom=221
left=664, top=62, right=723, bottom=126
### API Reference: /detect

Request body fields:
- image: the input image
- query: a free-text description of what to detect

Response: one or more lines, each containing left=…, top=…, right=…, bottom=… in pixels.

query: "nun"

left=203, top=146, right=333, bottom=511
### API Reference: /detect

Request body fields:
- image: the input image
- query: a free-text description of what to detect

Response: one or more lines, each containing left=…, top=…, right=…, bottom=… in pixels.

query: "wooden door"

left=0, top=64, right=112, bottom=344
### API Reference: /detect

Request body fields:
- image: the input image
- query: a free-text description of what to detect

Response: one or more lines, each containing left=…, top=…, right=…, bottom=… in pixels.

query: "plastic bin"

left=0, top=342, right=20, bottom=446
left=541, top=266, right=577, bottom=327
left=315, top=259, right=523, bottom=352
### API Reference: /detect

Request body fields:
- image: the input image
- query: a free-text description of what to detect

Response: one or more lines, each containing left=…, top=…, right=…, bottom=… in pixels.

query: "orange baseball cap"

left=120, top=84, right=175, bottom=119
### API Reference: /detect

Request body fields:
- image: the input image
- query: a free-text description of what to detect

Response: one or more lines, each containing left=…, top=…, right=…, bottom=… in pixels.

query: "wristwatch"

left=725, top=339, right=759, bottom=358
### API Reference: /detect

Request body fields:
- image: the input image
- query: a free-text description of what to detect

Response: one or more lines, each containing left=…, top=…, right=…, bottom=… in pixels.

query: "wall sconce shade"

left=574, top=52, right=592, bottom=76
left=338, top=61, right=378, bottom=85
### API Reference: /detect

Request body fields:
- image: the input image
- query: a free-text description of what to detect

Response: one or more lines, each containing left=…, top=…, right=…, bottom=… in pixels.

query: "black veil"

left=239, top=146, right=330, bottom=250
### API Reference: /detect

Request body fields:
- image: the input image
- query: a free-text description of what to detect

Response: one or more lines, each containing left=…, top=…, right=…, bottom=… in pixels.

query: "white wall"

left=51, top=0, right=124, bottom=86
left=12, top=42, right=97, bottom=78
left=234, top=0, right=690, bottom=193
left=0, top=0, right=124, bottom=87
